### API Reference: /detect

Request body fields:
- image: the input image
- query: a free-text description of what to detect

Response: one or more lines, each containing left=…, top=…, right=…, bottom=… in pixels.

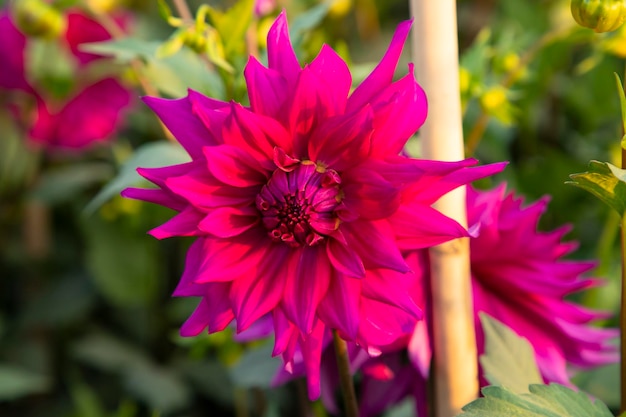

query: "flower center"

left=256, top=162, right=342, bottom=247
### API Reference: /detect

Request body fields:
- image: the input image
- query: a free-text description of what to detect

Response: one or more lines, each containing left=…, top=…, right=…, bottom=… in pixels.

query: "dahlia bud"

left=570, top=0, right=626, bottom=33
left=12, top=0, right=66, bottom=39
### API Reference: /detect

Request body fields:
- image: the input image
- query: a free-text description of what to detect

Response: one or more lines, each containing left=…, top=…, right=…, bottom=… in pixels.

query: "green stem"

left=332, top=330, right=358, bottom=417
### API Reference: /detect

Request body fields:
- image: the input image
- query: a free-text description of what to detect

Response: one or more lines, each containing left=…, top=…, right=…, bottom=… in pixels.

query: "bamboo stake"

left=409, top=1, right=479, bottom=416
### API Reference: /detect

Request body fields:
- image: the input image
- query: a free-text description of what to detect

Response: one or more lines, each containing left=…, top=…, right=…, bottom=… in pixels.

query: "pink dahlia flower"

left=314, top=184, right=617, bottom=417
left=0, top=9, right=132, bottom=151
left=254, top=0, right=276, bottom=17
left=123, top=12, right=505, bottom=398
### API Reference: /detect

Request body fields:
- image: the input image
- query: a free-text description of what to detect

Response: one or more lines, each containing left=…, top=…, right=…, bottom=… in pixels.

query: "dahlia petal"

left=121, top=187, right=185, bottom=211
left=301, top=320, right=326, bottom=400
left=195, top=230, right=270, bottom=283
left=149, top=207, right=204, bottom=239
left=362, top=362, right=395, bottom=381
left=410, top=161, right=508, bottom=204
left=203, top=283, right=236, bottom=333
left=362, top=269, right=421, bottom=319
left=180, top=282, right=235, bottom=335
left=230, top=245, right=290, bottom=331
left=369, top=67, right=428, bottom=156
left=204, top=144, right=268, bottom=187
left=327, top=239, right=366, bottom=278
left=308, top=44, right=352, bottom=114
left=288, top=66, right=339, bottom=158
left=222, top=102, right=293, bottom=164
left=342, top=220, right=409, bottom=272
left=267, top=11, right=300, bottom=87
left=342, top=167, right=400, bottom=220
left=318, top=275, right=361, bottom=339
left=391, top=204, right=468, bottom=250
left=173, top=238, right=208, bottom=296
left=30, top=78, right=131, bottom=149
left=65, top=12, right=126, bottom=65
left=188, top=89, right=229, bottom=139
left=198, top=206, right=259, bottom=238
left=166, top=169, right=258, bottom=208
left=308, top=106, right=374, bottom=170
left=272, top=307, right=298, bottom=356
left=359, top=358, right=418, bottom=417
left=143, top=95, right=215, bottom=158
left=0, top=12, right=32, bottom=92
left=244, top=56, right=288, bottom=121
left=347, top=20, right=412, bottom=112
left=180, top=298, right=211, bottom=336
left=408, top=320, right=432, bottom=378
left=235, top=314, right=274, bottom=342
left=282, top=246, right=332, bottom=333
left=137, top=162, right=198, bottom=189
left=358, top=298, right=416, bottom=347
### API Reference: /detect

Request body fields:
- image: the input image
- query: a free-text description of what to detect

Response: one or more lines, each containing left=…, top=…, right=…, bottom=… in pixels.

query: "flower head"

left=123, top=12, right=505, bottom=398
left=320, top=185, right=617, bottom=416
left=0, top=8, right=132, bottom=151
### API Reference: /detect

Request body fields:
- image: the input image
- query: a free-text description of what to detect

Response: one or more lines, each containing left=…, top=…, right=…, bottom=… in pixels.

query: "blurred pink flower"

left=0, top=13, right=32, bottom=93
left=123, top=12, right=505, bottom=398
left=316, top=185, right=618, bottom=416
left=0, top=8, right=132, bottom=151
left=254, top=0, right=275, bottom=17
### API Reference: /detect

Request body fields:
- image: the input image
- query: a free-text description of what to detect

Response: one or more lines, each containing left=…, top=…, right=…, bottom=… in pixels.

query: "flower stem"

left=332, top=330, right=358, bottom=417
left=173, top=0, right=193, bottom=22
left=409, top=1, right=478, bottom=416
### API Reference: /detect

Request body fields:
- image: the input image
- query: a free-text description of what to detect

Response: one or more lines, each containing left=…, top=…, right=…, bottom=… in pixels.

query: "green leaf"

left=459, top=384, right=614, bottom=417
left=157, top=0, right=173, bottom=22
left=229, top=343, right=282, bottom=388
left=20, top=274, right=96, bottom=327
left=177, top=359, right=234, bottom=407
left=84, top=142, right=190, bottom=216
left=208, top=0, right=255, bottom=57
left=0, top=365, right=50, bottom=401
left=124, top=364, right=191, bottom=414
left=30, top=163, right=113, bottom=205
left=83, top=214, right=161, bottom=308
left=568, top=160, right=626, bottom=215
left=80, top=38, right=161, bottom=62
left=68, top=380, right=106, bottom=417
left=289, top=2, right=332, bottom=50
left=73, top=332, right=150, bottom=372
left=155, top=30, right=186, bottom=59
left=614, top=73, right=626, bottom=138
left=146, top=47, right=226, bottom=98
left=479, top=313, right=542, bottom=394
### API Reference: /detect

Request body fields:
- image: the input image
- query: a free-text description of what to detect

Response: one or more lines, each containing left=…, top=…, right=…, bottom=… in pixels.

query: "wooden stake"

left=409, top=1, right=479, bottom=416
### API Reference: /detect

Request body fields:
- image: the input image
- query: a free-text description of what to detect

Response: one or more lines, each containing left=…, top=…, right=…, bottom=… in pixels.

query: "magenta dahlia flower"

left=0, top=9, right=132, bottom=151
left=317, top=184, right=617, bottom=417
left=123, top=12, right=505, bottom=398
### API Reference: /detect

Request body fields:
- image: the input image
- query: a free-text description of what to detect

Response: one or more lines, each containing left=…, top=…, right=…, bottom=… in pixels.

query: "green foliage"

left=82, top=39, right=225, bottom=98
left=459, top=384, right=614, bottom=417
left=1, top=1, right=625, bottom=416
left=229, top=343, right=282, bottom=388
left=479, top=313, right=543, bottom=394
left=568, top=160, right=626, bottom=215
left=84, top=141, right=190, bottom=216
left=0, top=365, right=50, bottom=401
left=83, top=213, right=162, bottom=308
